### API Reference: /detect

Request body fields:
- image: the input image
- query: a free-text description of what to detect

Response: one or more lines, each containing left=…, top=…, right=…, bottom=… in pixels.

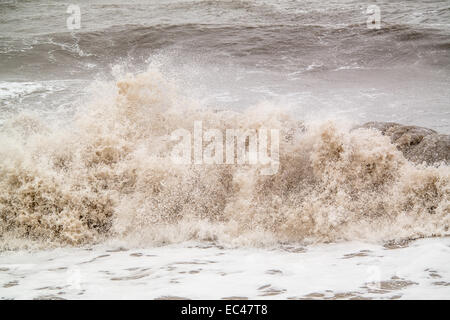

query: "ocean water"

left=0, top=0, right=449, bottom=299
left=1, top=238, right=450, bottom=300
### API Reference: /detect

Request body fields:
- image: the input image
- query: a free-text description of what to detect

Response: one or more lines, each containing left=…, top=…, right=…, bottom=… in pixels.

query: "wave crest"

left=0, top=68, right=448, bottom=249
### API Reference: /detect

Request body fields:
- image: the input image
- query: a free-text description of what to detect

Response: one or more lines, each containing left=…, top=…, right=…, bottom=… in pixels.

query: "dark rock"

left=356, top=122, right=449, bottom=165
left=407, top=134, right=450, bottom=164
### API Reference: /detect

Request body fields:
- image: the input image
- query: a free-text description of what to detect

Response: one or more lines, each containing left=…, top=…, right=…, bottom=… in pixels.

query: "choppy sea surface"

left=0, top=0, right=449, bottom=299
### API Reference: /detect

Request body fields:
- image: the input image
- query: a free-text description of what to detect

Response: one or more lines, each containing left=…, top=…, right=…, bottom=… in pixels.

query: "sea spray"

left=0, top=68, right=448, bottom=249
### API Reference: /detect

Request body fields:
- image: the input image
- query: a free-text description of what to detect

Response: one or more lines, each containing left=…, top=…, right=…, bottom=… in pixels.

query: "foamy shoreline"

left=1, top=237, right=449, bottom=300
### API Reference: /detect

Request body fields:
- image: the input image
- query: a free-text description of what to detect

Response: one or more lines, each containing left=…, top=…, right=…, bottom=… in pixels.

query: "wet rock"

left=357, top=122, right=449, bottom=165
left=407, top=134, right=450, bottom=164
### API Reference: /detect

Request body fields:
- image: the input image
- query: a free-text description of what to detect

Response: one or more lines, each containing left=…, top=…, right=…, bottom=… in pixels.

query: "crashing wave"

left=0, top=69, right=448, bottom=249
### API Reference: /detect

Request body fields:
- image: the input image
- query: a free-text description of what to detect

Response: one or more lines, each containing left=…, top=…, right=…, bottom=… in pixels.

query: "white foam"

left=1, top=237, right=449, bottom=299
